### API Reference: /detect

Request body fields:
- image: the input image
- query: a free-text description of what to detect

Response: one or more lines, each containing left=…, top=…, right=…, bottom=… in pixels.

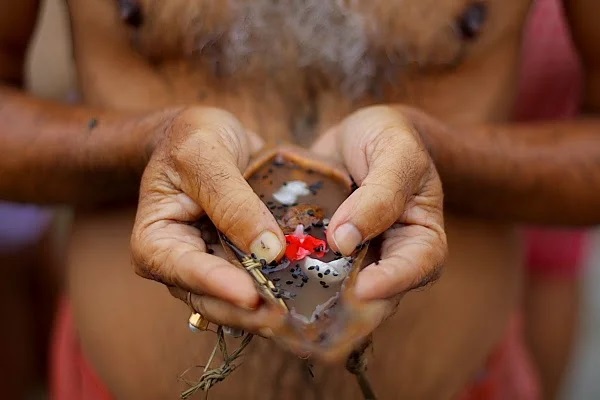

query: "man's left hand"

left=311, top=105, right=447, bottom=314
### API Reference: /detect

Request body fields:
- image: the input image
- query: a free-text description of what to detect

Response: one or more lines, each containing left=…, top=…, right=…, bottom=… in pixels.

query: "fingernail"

left=333, top=223, right=362, bottom=256
left=241, top=300, right=258, bottom=311
left=250, top=231, right=283, bottom=263
left=259, top=328, right=274, bottom=338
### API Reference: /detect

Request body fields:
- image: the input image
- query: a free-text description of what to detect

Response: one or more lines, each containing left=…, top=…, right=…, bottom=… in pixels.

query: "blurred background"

left=3, top=0, right=600, bottom=398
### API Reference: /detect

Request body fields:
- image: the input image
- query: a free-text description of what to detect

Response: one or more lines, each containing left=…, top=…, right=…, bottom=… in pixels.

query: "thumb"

left=325, top=106, right=429, bottom=255
left=163, top=107, right=285, bottom=262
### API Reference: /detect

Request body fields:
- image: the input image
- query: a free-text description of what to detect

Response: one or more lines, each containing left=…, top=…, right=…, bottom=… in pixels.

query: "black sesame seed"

left=296, top=283, right=305, bottom=288
left=355, top=242, right=367, bottom=251
left=207, top=248, right=214, bottom=254
left=315, top=266, right=320, bottom=271
left=260, top=259, right=267, bottom=268
left=324, top=269, right=331, bottom=275
left=302, top=277, right=309, bottom=283
left=318, top=273, right=323, bottom=278
left=320, top=281, right=326, bottom=285
left=309, top=181, right=323, bottom=192
left=283, top=182, right=288, bottom=186
left=250, top=253, right=257, bottom=259
left=312, top=221, right=324, bottom=228
left=375, top=260, right=380, bottom=265
left=308, top=266, right=315, bottom=270
left=286, top=280, right=293, bottom=285
left=323, top=285, right=330, bottom=289
left=292, top=274, right=298, bottom=279
left=272, top=278, right=280, bottom=282
left=260, top=194, right=265, bottom=198
left=332, top=272, right=339, bottom=277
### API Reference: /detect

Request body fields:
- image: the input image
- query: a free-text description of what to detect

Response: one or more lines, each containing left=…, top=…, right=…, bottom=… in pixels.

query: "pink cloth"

left=457, top=317, right=539, bottom=400
left=50, top=299, right=113, bottom=400
left=526, top=229, right=589, bottom=277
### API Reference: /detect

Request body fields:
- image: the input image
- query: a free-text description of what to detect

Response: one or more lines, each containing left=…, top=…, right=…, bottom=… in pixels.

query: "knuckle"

left=412, top=261, right=444, bottom=291
left=168, top=107, right=246, bottom=166
left=131, top=229, right=176, bottom=286
left=131, top=252, right=157, bottom=281
left=130, top=231, right=151, bottom=275
left=191, top=295, right=207, bottom=315
left=173, top=106, right=239, bottom=134
left=409, top=242, right=446, bottom=291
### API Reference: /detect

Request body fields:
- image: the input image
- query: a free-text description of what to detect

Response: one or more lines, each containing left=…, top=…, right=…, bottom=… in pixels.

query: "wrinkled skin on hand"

left=310, top=105, right=447, bottom=331
left=130, top=104, right=447, bottom=360
left=131, top=106, right=286, bottom=336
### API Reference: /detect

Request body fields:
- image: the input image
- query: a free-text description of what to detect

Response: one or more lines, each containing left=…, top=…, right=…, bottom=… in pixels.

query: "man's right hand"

left=130, top=107, right=286, bottom=334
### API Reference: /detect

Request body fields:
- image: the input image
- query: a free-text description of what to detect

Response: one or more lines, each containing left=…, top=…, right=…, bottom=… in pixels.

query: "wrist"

left=91, top=107, right=184, bottom=175
left=388, top=105, right=447, bottom=162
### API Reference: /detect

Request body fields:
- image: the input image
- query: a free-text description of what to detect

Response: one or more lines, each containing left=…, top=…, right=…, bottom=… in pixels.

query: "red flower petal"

left=284, top=233, right=328, bottom=261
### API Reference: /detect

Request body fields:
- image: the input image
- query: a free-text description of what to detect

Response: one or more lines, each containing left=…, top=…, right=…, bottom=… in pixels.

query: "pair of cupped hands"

left=131, top=105, right=447, bottom=356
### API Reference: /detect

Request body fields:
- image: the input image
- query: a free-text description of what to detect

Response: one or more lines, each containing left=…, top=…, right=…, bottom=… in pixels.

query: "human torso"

left=66, top=0, right=530, bottom=398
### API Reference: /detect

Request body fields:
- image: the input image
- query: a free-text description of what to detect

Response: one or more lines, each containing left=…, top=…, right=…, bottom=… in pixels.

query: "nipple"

left=456, top=2, right=487, bottom=40
left=118, top=0, right=143, bottom=28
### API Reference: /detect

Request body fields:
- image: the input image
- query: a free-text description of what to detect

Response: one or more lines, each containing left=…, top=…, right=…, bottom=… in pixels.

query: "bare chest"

left=69, top=0, right=532, bottom=144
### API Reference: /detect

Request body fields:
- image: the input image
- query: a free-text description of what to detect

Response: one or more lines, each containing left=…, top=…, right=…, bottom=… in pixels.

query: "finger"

left=170, top=287, right=281, bottom=336
left=326, top=106, right=430, bottom=255
left=309, top=126, right=343, bottom=162
left=354, top=223, right=446, bottom=300
left=166, top=108, right=285, bottom=262
left=246, top=129, right=266, bottom=155
left=132, top=220, right=260, bottom=308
